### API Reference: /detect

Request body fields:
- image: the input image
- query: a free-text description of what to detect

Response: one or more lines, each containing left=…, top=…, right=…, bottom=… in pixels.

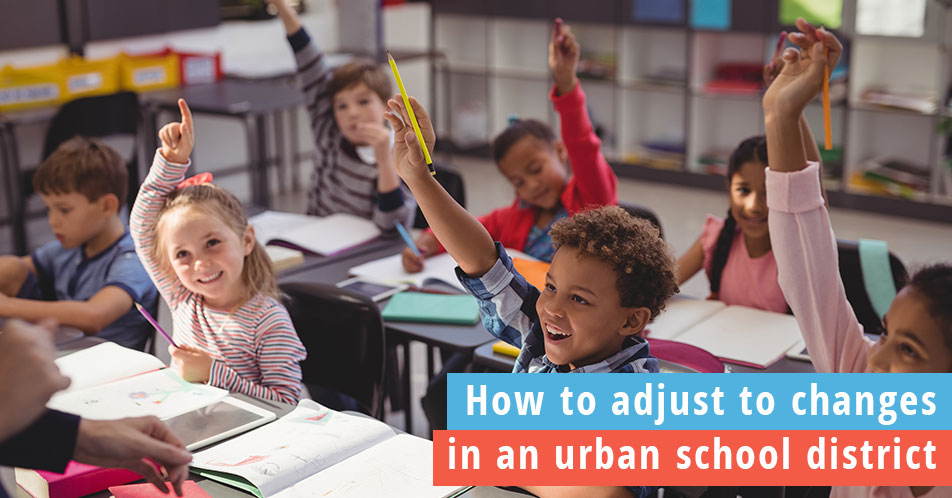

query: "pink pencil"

left=135, top=302, right=178, bottom=348
left=773, top=31, right=788, bottom=59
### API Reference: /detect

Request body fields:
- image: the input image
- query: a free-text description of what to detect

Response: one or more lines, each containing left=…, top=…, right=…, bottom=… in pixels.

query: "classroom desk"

left=473, top=340, right=818, bottom=374
left=279, top=238, right=497, bottom=432
left=45, top=339, right=519, bottom=498
left=139, top=79, right=304, bottom=208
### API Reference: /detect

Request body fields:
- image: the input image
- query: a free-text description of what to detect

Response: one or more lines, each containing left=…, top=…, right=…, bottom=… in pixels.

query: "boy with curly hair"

left=385, top=95, right=678, bottom=498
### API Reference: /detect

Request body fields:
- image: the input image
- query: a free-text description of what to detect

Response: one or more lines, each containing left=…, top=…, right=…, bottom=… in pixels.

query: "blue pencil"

left=394, top=220, right=421, bottom=258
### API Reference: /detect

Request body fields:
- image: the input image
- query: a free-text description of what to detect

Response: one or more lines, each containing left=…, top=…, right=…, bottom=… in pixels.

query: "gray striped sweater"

left=288, top=28, right=415, bottom=230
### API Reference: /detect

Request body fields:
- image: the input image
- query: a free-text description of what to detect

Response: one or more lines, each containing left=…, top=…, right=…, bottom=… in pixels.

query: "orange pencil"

left=820, top=29, right=832, bottom=151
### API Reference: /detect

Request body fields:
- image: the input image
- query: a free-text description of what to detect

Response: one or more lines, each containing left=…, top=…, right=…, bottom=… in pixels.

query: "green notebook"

left=381, top=292, right=481, bottom=325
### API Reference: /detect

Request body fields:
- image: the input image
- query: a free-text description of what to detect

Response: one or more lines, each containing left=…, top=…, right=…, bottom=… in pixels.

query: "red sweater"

left=431, top=83, right=618, bottom=253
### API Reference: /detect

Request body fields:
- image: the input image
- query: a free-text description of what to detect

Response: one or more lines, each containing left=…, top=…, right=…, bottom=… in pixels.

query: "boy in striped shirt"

left=269, top=0, right=416, bottom=230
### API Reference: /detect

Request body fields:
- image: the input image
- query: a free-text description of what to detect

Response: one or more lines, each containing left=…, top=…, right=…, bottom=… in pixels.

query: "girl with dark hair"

left=675, top=135, right=790, bottom=312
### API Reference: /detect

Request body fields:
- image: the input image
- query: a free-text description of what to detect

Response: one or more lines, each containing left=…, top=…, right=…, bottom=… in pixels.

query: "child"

left=402, top=19, right=618, bottom=272
left=131, top=99, right=307, bottom=404
left=675, top=136, right=787, bottom=312
left=386, top=91, right=677, bottom=498
left=267, top=0, right=415, bottom=230
left=0, top=137, right=158, bottom=351
left=676, top=54, right=823, bottom=312
left=764, top=19, right=950, bottom=498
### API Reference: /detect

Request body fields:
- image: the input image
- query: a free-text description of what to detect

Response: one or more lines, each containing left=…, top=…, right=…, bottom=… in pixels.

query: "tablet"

left=163, top=396, right=276, bottom=451
left=337, top=277, right=408, bottom=302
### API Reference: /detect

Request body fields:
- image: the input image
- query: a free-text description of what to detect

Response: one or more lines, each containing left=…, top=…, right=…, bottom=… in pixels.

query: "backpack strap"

left=858, top=238, right=897, bottom=319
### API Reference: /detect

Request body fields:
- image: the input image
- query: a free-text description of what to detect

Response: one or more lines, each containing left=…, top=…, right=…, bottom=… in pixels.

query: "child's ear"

left=620, top=307, right=652, bottom=337
left=243, top=225, right=256, bottom=256
left=99, top=193, right=120, bottom=215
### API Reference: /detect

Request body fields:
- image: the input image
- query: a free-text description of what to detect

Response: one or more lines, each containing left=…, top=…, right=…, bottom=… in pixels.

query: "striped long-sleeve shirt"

left=131, top=150, right=307, bottom=404
left=287, top=28, right=415, bottom=230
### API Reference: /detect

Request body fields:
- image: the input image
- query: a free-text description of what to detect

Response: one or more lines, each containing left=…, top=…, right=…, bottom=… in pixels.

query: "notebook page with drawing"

left=249, top=211, right=381, bottom=256
left=191, top=400, right=465, bottom=498
left=271, top=434, right=465, bottom=498
left=47, top=368, right=229, bottom=420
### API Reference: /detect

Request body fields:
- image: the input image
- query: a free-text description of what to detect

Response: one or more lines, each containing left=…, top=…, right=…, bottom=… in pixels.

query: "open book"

left=190, top=400, right=467, bottom=498
left=643, top=298, right=803, bottom=369
left=249, top=211, right=381, bottom=256
left=348, top=249, right=541, bottom=293
left=47, top=342, right=229, bottom=420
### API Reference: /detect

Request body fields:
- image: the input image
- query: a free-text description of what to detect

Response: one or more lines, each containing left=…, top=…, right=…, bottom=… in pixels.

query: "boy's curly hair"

left=549, top=205, right=678, bottom=321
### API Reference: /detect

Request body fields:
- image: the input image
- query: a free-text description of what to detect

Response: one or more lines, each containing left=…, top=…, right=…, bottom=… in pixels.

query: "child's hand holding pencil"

left=762, top=18, right=841, bottom=120
left=548, top=17, right=580, bottom=96
left=385, top=95, right=436, bottom=184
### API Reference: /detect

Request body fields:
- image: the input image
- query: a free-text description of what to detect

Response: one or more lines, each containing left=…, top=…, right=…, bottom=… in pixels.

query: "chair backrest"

left=647, top=338, right=727, bottom=373
left=280, top=281, right=386, bottom=418
left=619, top=201, right=664, bottom=240
left=37, top=91, right=142, bottom=210
left=836, top=239, right=908, bottom=335
left=413, top=163, right=466, bottom=229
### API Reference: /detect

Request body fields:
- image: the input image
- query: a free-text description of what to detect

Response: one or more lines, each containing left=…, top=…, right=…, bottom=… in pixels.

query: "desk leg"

left=427, top=344, right=436, bottom=380
left=245, top=114, right=271, bottom=208
left=273, top=111, right=286, bottom=195
left=402, top=339, right=413, bottom=433
left=1, top=125, right=27, bottom=255
left=288, top=109, right=300, bottom=191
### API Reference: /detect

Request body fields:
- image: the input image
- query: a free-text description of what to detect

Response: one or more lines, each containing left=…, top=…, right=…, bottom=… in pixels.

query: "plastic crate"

left=119, top=50, right=180, bottom=92
left=176, top=49, right=222, bottom=85
left=0, top=61, right=63, bottom=111
left=61, top=55, right=120, bottom=102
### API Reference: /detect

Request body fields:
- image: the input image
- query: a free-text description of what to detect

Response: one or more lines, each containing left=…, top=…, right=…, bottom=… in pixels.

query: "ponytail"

left=708, top=208, right=737, bottom=298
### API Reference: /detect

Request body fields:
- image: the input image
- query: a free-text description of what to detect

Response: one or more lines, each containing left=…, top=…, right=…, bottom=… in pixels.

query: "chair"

left=836, top=239, right=908, bottom=335
left=30, top=92, right=142, bottom=211
left=412, top=163, right=466, bottom=229
left=280, top=281, right=386, bottom=418
left=619, top=201, right=664, bottom=240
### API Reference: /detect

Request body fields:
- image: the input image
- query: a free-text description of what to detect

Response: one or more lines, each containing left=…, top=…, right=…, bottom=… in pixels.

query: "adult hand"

left=0, top=319, right=70, bottom=442
left=159, top=99, right=195, bottom=164
left=74, top=416, right=192, bottom=496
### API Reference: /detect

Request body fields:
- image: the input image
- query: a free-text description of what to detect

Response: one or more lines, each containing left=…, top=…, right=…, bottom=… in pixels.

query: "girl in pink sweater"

left=764, top=18, right=952, bottom=498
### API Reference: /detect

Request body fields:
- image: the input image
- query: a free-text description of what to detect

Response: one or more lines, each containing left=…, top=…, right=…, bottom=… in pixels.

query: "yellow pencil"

left=387, top=51, right=435, bottom=175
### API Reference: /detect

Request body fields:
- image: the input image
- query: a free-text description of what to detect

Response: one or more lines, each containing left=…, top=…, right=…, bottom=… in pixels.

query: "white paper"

left=55, top=342, right=166, bottom=395
left=249, top=211, right=381, bottom=256
left=48, top=369, right=228, bottom=420
left=856, top=0, right=926, bottom=37
left=673, top=306, right=803, bottom=368
left=191, top=400, right=395, bottom=497
left=272, top=435, right=461, bottom=498
left=644, top=297, right=727, bottom=340
left=348, top=248, right=539, bottom=292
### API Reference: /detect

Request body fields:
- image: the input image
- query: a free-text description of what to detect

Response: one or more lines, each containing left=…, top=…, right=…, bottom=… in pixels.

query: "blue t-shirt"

left=523, top=206, right=568, bottom=263
left=30, top=231, right=158, bottom=350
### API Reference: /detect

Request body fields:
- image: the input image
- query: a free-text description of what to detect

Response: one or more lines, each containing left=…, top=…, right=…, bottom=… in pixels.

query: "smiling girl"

left=131, top=99, right=306, bottom=404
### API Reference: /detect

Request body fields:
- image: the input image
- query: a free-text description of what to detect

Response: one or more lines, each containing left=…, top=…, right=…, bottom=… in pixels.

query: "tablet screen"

left=340, top=280, right=398, bottom=299
left=164, top=398, right=274, bottom=450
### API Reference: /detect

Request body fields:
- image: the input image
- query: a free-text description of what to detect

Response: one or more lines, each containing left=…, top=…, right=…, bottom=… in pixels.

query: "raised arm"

left=384, top=96, right=498, bottom=277
left=763, top=20, right=868, bottom=373
left=131, top=99, right=195, bottom=308
left=549, top=20, right=617, bottom=206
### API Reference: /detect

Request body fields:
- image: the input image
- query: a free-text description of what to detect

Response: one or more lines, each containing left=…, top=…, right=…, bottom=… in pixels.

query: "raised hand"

left=384, top=95, right=436, bottom=185
left=763, top=18, right=841, bottom=117
left=158, top=99, right=195, bottom=164
left=548, top=18, right=580, bottom=96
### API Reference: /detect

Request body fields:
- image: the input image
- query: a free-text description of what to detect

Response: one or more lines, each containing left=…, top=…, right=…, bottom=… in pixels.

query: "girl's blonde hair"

left=152, top=184, right=281, bottom=302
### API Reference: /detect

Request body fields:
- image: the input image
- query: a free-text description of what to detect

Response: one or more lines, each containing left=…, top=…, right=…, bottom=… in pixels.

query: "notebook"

left=249, top=211, right=381, bottom=256
left=16, top=462, right=141, bottom=498
left=266, top=245, right=305, bottom=272
left=643, top=298, right=803, bottom=369
left=190, top=400, right=467, bottom=498
left=347, top=249, right=541, bottom=293
left=381, top=292, right=481, bottom=325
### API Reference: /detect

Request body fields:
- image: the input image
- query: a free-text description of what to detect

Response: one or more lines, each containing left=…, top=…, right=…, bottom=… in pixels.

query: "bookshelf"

left=429, top=0, right=952, bottom=223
